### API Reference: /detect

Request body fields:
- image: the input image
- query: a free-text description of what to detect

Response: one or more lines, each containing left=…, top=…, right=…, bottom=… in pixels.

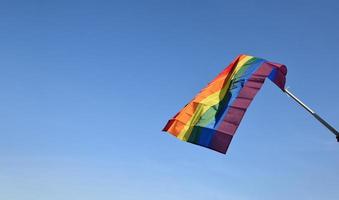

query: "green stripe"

left=187, top=57, right=258, bottom=143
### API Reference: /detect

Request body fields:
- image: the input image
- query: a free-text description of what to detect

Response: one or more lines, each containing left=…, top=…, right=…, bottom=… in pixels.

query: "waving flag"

left=163, top=54, right=287, bottom=154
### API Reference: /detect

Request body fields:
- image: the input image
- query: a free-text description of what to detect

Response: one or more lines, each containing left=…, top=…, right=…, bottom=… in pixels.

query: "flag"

left=162, top=54, right=287, bottom=154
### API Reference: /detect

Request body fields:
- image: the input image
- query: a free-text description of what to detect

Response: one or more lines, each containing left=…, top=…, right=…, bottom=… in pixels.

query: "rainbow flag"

left=163, top=54, right=287, bottom=154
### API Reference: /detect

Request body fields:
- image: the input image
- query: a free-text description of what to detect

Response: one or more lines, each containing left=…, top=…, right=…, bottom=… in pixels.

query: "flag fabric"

left=162, top=54, right=287, bottom=154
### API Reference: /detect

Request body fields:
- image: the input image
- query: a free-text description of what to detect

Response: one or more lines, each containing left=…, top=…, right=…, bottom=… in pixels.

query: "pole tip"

left=336, top=135, right=339, bottom=142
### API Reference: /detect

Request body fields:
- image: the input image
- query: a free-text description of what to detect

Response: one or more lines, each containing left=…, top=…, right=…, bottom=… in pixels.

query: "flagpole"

left=283, top=88, right=339, bottom=142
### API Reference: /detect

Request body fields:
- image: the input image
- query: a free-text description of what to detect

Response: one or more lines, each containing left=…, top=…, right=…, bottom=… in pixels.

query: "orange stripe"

left=169, top=55, right=253, bottom=137
left=170, top=55, right=242, bottom=127
left=166, top=120, right=186, bottom=137
left=192, top=55, right=247, bottom=102
left=178, top=55, right=254, bottom=140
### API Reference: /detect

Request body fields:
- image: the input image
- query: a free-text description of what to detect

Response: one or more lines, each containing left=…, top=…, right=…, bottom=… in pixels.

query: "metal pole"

left=283, top=88, right=339, bottom=142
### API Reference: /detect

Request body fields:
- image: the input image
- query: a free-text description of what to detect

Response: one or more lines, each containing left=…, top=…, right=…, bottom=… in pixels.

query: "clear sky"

left=0, top=0, right=338, bottom=199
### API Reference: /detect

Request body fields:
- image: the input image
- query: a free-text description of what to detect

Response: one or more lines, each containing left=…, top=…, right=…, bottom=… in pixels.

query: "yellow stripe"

left=177, top=55, right=253, bottom=141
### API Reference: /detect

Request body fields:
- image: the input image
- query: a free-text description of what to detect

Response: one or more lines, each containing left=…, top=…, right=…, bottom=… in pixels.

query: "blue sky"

left=0, top=0, right=338, bottom=199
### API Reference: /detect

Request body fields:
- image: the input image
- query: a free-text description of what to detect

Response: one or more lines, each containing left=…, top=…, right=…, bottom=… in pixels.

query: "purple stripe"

left=209, top=62, right=287, bottom=153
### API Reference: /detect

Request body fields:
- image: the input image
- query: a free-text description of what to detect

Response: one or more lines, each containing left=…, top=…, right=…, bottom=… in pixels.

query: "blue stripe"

left=196, top=59, right=266, bottom=147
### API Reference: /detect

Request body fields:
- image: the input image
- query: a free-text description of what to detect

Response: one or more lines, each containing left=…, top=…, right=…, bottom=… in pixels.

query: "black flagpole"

left=283, top=88, right=339, bottom=142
